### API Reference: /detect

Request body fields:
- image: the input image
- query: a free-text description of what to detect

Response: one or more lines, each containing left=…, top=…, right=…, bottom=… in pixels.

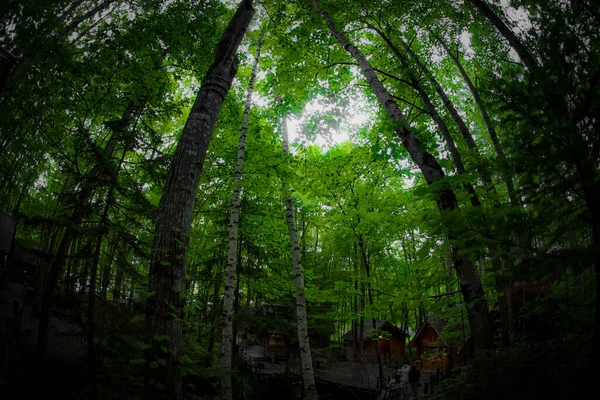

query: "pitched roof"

left=409, top=317, right=448, bottom=347
left=342, top=320, right=408, bottom=342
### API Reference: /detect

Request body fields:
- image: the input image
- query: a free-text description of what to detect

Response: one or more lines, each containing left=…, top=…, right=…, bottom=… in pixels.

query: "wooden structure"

left=238, top=304, right=333, bottom=364
left=343, top=320, right=407, bottom=364
left=410, top=318, right=461, bottom=371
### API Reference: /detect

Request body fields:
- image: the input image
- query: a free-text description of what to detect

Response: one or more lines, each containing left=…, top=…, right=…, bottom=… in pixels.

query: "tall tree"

left=143, top=1, right=254, bottom=399
left=279, top=96, right=319, bottom=400
left=314, top=0, right=493, bottom=353
left=436, top=34, right=516, bottom=203
left=221, top=29, right=264, bottom=400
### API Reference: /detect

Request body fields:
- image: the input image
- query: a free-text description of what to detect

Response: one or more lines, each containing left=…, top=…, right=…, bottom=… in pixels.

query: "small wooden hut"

left=343, top=320, right=407, bottom=364
left=409, top=317, right=462, bottom=371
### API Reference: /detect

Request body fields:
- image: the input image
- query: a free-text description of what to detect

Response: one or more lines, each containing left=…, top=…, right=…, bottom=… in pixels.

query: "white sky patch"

left=285, top=93, right=373, bottom=150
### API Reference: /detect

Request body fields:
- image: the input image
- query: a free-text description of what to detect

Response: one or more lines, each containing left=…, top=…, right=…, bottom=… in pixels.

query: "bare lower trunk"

left=358, top=236, right=384, bottom=387
left=144, top=2, right=253, bottom=398
left=280, top=105, right=319, bottom=400
left=113, top=248, right=126, bottom=304
left=315, top=0, right=493, bottom=353
left=221, top=29, right=264, bottom=400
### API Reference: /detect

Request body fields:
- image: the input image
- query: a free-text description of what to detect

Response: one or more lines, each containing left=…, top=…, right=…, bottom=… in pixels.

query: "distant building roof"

left=410, top=317, right=447, bottom=347
left=342, top=320, right=408, bottom=342
left=409, top=317, right=467, bottom=347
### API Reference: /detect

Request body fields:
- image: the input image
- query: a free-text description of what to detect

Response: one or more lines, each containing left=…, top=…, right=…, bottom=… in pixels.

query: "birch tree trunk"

left=314, top=0, right=493, bottom=353
left=279, top=98, right=319, bottom=400
left=221, top=29, right=264, bottom=400
left=143, top=1, right=253, bottom=398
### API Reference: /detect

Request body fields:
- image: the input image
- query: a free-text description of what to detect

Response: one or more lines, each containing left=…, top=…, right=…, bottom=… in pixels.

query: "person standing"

left=408, top=362, right=421, bottom=400
left=401, top=360, right=411, bottom=395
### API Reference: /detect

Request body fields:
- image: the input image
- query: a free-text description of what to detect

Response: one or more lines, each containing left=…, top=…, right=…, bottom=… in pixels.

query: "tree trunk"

left=368, top=24, right=482, bottom=207
left=143, top=2, right=253, bottom=398
left=36, top=102, right=135, bottom=359
left=468, top=0, right=538, bottom=72
left=279, top=102, right=319, bottom=400
left=315, top=0, right=493, bottom=353
left=221, top=29, right=263, bottom=400
left=357, top=235, right=384, bottom=388
left=437, top=35, right=517, bottom=203
left=113, top=248, right=126, bottom=304
left=395, top=32, right=495, bottom=188
left=100, top=241, right=115, bottom=301
left=87, top=236, right=102, bottom=400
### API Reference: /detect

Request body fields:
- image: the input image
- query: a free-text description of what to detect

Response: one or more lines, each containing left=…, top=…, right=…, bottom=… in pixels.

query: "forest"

left=0, top=0, right=598, bottom=399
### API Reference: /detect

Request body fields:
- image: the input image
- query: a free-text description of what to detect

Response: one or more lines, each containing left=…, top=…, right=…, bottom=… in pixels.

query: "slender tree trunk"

left=8, top=0, right=118, bottom=82
left=40, top=0, right=87, bottom=39
left=357, top=235, right=384, bottom=387
left=394, top=32, right=495, bottom=189
left=221, top=29, right=263, bottom=400
left=36, top=102, right=135, bottom=359
left=468, top=0, right=538, bottom=72
left=101, top=241, right=115, bottom=301
left=437, top=36, right=517, bottom=203
left=206, top=260, right=224, bottom=367
left=368, top=24, right=483, bottom=207
left=88, top=234, right=102, bottom=400
left=353, top=244, right=359, bottom=360
left=54, top=0, right=117, bottom=40
left=113, top=248, right=126, bottom=304
left=315, top=0, right=493, bottom=353
left=279, top=101, right=319, bottom=400
left=143, top=2, right=253, bottom=399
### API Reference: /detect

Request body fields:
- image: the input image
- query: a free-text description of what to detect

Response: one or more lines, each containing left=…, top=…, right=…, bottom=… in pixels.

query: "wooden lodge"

left=342, top=320, right=407, bottom=364
left=409, top=317, right=464, bottom=372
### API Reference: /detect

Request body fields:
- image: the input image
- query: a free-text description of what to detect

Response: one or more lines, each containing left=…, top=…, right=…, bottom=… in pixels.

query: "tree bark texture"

left=144, top=3, right=253, bottom=398
left=315, top=0, right=493, bottom=353
left=280, top=107, right=319, bottom=400
left=221, top=29, right=264, bottom=400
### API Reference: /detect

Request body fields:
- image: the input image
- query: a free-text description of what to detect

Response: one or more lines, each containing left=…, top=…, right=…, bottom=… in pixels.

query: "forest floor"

left=244, top=356, right=437, bottom=399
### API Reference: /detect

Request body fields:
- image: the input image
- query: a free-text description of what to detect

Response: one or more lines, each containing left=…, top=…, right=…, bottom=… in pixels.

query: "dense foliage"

left=0, top=0, right=598, bottom=399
